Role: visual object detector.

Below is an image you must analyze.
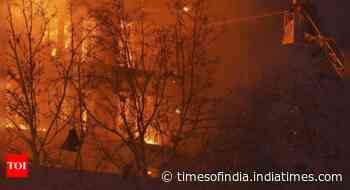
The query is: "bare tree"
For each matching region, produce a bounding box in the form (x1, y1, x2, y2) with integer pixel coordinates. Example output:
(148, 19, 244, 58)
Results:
(62, 0, 100, 171)
(80, 0, 220, 177)
(3, 0, 77, 170)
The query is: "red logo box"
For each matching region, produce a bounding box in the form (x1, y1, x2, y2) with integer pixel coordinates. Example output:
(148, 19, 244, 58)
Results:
(5, 154, 29, 178)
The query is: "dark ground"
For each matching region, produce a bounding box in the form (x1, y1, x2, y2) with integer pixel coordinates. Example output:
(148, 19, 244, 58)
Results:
(0, 166, 348, 190)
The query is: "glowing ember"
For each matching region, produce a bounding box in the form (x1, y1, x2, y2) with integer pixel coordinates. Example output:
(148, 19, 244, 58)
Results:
(82, 110, 88, 122)
(19, 124, 27, 130)
(183, 6, 190, 12)
(82, 110, 88, 131)
(38, 128, 47, 132)
(51, 48, 57, 57)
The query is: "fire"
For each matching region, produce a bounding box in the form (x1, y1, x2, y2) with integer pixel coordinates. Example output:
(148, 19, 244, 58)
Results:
(175, 108, 181, 114)
(183, 6, 190, 12)
(82, 110, 88, 131)
(51, 48, 57, 56)
(144, 126, 161, 145)
(144, 137, 158, 145)
(133, 128, 161, 145)
(64, 24, 71, 48)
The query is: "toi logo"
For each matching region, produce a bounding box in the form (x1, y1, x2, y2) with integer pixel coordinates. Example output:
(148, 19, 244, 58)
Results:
(5, 154, 29, 178)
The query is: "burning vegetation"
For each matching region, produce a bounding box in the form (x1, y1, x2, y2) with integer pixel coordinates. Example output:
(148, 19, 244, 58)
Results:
(0, 0, 218, 177)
